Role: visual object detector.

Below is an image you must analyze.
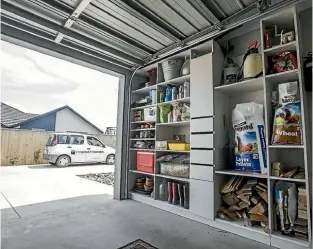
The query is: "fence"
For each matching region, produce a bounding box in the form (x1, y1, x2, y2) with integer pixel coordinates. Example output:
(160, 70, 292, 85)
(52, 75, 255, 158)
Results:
(1, 128, 116, 166)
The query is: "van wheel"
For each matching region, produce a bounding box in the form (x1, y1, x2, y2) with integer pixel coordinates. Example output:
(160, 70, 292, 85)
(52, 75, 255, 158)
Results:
(106, 154, 115, 165)
(56, 155, 71, 167)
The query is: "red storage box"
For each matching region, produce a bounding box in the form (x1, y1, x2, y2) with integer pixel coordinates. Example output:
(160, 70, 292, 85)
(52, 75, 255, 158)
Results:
(137, 151, 154, 173)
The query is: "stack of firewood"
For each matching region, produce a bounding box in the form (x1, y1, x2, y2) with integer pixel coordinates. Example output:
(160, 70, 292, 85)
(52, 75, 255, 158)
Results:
(295, 187, 308, 240)
(218, 176, 269, 232)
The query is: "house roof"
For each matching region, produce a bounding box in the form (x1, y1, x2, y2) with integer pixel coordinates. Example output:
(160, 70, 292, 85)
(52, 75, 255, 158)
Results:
(11, 105, 104, 134)
(1, 103, 38, 127)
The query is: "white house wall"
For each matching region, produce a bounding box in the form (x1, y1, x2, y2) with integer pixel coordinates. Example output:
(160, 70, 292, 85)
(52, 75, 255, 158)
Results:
(55, 108, 100, 135)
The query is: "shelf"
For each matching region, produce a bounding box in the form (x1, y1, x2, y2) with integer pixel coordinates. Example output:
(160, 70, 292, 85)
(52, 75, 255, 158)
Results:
(129, 170, 155, 176)
(157, 75, 190, 87)
(132, 84, 156, 94)
(215, 77, 264, 96)
(131, 121, 156, 124)
(155, 199, 188, 211)
(131, 138, 155, 141)
(155, 174, 190, 182)
(131, 104, 156, 110)
(215, 170, 268, 178)
(156, 120, 190, 127)
(131, 128, 155, 131)
(158, 97, 190, 104)
(268, 145, 304, 149)
(216, 218, 266, 234)
(264, 41, 297, 56)
(130, 148, 155, 151)
(269, 176, 306, 183)
(155, 150, 190, 153)
(265, 69, 298, 84)
(129, 191, 153, 199)
(271, 232, 309, 247)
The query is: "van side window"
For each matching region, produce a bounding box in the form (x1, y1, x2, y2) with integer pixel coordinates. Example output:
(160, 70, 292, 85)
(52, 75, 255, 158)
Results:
(87, 137, 105, 147)
(70, 135, 84, 145)
(57, 135, 69, 144)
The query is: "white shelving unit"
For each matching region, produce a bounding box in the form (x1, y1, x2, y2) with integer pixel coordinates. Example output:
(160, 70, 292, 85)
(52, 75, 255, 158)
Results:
(127, 6, 311, 249)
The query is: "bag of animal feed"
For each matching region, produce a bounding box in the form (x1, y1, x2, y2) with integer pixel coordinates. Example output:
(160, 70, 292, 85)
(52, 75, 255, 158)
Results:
(271, 81, 302, 145)
(232, 102, 267, 174)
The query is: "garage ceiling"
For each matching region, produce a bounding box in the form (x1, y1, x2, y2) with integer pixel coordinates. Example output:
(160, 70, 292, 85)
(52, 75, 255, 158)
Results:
(0, 0, 303, 71)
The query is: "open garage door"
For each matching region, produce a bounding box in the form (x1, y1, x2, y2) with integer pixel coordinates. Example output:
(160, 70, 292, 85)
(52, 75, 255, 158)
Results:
(1, 0, 309, 201)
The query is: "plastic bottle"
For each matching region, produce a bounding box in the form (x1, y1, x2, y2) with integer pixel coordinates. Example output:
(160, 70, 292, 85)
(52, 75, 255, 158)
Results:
(159, 179, 168, 201)
(172, 86, 177, 100)
(165, 85, 172, 102)
(179, 86, 184, 99)
(183, 81, 190, 98)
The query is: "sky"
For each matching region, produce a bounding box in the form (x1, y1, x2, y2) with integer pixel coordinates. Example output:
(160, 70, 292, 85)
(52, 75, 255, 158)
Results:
(1, 41, 119, 132)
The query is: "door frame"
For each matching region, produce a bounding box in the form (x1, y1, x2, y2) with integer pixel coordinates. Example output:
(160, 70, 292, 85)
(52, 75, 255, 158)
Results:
(1, 35, 130, 200)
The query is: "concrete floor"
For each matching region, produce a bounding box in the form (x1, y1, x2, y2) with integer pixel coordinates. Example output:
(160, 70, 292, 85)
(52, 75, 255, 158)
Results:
(1, 194, 274, 249)
(0, 164, 114, 209)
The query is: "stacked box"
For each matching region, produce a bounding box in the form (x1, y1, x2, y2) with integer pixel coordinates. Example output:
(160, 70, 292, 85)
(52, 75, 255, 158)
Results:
(295, 187, 308, 240)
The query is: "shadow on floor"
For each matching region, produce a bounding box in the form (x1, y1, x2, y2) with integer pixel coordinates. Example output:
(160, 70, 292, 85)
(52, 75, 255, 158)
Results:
(1, 194, 273, 249)
(27, 163, 109, 170)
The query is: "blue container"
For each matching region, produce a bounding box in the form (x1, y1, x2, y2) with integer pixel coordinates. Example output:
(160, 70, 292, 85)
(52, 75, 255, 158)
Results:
(165, 85, 172, 102)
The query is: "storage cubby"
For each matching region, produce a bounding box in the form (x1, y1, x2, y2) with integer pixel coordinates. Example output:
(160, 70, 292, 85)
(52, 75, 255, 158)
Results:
(127, 6, 311, 249)
(270, 180, 309, 243)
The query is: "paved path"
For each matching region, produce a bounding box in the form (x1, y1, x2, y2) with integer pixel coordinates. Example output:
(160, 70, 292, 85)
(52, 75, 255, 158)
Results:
(0, 164, 114, 209)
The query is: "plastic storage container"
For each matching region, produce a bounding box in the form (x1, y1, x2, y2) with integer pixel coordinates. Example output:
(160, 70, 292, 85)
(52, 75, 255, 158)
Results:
(160, 163, 189, 178)
(161, 60, 184, 81)
(168, 143, 190, 151)
(137, 151, 154, 173)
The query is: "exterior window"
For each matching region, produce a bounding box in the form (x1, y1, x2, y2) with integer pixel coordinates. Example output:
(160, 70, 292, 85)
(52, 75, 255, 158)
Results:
(87, 136, 105, 147)
(70, 135, 84, 145)
(57, 135, 69, 144)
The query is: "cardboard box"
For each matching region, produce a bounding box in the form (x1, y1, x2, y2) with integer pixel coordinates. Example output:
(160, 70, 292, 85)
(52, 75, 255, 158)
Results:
(155, 141, 168, 150)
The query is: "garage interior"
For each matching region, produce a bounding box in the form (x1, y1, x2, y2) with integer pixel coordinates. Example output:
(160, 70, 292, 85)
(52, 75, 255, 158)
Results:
(1, 0, 312, 249)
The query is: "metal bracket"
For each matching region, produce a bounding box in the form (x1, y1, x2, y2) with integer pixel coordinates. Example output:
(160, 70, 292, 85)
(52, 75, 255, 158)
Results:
(55, 0, 93, 43)
(257, 0, 271, 13)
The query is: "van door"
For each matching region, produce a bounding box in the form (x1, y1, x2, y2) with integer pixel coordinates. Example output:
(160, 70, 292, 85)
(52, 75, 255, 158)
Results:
(85, 136, 106, 163)
(68, 135, 86, 163)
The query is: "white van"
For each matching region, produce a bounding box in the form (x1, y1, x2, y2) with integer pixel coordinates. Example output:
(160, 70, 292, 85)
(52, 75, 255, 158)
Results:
(44, 132, 115, 167)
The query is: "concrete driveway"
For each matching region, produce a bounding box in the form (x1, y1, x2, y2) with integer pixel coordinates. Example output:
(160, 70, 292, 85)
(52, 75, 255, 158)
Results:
(0, 164, 114, 210)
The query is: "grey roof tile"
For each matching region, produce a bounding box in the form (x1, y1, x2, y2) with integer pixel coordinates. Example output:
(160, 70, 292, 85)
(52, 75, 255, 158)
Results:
(1, 103, 38, 127)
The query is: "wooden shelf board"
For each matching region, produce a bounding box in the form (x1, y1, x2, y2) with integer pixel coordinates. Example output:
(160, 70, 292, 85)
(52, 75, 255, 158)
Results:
(129, 170, 155, 176)
(156, 121, 190, 127)
(131, 121, 156, 124)
(215, 218, 266, 234)
(132, 84, 156, 94)
(271, 232, 309, 247)
(264, 41, 297, 56)
(130, 138, 155, 141)
(157, 75, 190, 87)
(269, 145, 304, 149)
(155, 174, 190, 182)
(131, 128, 155, 131)
(129, 191, 153, 199)
(215, 77, 264, 96)
(130, 148, 155, 152)
(265, 69, 299, 84)
(155, 150, 190, 153)
(131, 104, 156, 111)
(269, 176, 306, 183)
(215, 170, 268, 178)
(158, 97, 190, 105)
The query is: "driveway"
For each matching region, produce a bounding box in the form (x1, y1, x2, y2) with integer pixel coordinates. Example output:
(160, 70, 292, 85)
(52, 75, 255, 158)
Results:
(0, 164, 114, 210)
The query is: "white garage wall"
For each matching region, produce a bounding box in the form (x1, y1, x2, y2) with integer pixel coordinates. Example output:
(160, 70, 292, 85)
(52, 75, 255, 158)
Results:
(55, 108, 101, 135)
